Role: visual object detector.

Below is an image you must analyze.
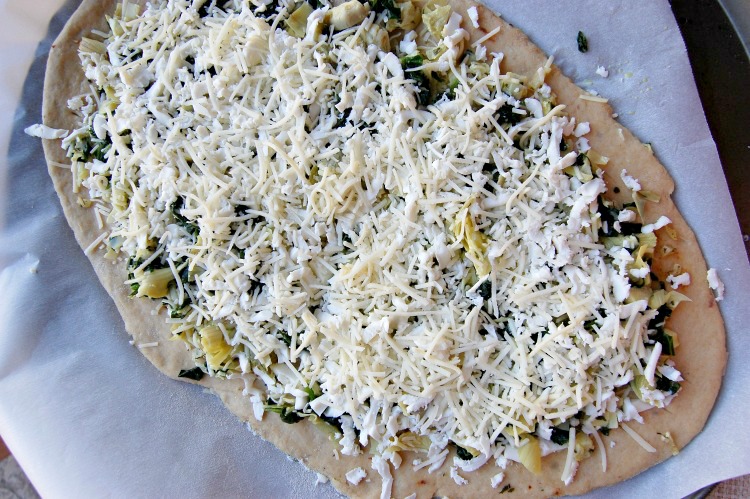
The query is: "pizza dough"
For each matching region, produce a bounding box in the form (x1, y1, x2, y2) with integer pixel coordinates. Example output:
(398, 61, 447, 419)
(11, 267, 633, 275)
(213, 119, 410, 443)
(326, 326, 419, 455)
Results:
(40, 1, 727, 496)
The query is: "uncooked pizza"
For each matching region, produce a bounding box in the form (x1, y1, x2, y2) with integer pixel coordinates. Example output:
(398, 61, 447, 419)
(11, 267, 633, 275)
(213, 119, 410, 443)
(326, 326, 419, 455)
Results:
(31, 0, 726, 496)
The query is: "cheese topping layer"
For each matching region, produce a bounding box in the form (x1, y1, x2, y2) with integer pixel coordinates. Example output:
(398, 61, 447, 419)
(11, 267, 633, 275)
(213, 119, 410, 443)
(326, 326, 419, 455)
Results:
(57, 0, 687, 488)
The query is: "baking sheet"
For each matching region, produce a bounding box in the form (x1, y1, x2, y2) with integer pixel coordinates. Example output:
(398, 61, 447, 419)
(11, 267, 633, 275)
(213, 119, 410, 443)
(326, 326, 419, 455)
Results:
(1, 1, 749, 497)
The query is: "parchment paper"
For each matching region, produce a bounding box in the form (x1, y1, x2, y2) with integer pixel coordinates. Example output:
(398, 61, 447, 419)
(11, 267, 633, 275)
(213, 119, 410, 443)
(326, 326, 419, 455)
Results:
(1, 1, 748, 498)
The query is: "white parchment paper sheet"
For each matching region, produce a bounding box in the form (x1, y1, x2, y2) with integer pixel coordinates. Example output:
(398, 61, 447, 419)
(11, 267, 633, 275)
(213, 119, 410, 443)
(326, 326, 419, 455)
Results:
(1, 1, 748, 497)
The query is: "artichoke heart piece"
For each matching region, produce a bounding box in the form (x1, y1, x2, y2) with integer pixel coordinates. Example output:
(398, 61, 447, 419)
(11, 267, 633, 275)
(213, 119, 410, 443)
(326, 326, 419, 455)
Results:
(453, 197, 491, 276)
(286, 2, 313, 38)
(633, 190, 660, 221)
(421, 2, 451, 41)
(307, 414, 343, 440)
(136, 267, 175, 299)
(631, 374, 653, 402)
(518, 435, 542, 475)
(398, 0, 421, 31)
(328, 0, 370, 31)
(199, 324, 233, 370)
(650, 288, 691, 310)
(364, 25, 390, 52)
(387, 432, 431, 453)
(574, 433, 594, 462)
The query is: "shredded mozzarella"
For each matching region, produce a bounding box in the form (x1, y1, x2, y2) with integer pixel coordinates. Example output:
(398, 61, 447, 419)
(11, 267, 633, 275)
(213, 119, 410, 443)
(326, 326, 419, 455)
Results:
(621, 423, 657, 453)
(24, 124, 69, 139)
(53, 0, 686, 487)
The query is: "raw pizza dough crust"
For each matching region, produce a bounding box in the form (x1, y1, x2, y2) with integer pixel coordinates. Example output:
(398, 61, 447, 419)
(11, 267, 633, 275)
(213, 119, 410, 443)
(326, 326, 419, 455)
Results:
(41, 0, 727, 496)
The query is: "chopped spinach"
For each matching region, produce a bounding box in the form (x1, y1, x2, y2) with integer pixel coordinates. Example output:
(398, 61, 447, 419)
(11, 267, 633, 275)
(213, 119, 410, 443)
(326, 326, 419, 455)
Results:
(477, 280, 492, 300)
(651, 328, 676, 356)
(454, 443, 473, 460)
(197, 0, 212, 17)
(171, 198, 200, 237)
(69, 128, 112, 163)
(304, 385, 321, 401)
(550, 426, 570, 445)
(254, 0, 280, 19)
(335, 107, 352, 128)
(401, 54, 431, 107)
(648, 304, 672, 330)
(655, 375, 680, 394)
(596, 199, 618, 237)
(619, 222, 643, 236)
(265, 399, 304, 424)
(495, 104, 521, 126)
(278, 331, 292, 346)
(577, 31, 588, 53)
(178, 366, 205, 381)
(369, 0, 400, 20)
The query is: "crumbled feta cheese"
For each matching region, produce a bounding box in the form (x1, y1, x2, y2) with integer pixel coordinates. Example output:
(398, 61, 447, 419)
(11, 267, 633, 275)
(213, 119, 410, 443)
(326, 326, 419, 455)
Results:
(596, 65, 609, 78)
(707, 268, 725, 301)
(55, 3, 685, 490)
(490, 472, 505, 488)
(399, 31, 418, 55)
(666, 272, 691, 289)
(453, 453, 490, 472)
(620, 169, 642, 192)
(642, 216, 671, 234)
(467, 6, 480, 28)
(345, 467, 367, 485)
(629, 267, 649, 279)
(574, 122, 591, 137)
(450, 466, 468, 485)
(618, 210, 636, 223)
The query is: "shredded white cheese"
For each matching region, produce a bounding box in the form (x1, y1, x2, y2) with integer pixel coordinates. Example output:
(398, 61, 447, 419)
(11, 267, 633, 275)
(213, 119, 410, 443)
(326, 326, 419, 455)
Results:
(372, 455, 393, 499)
(579, 94, 609, 103)
(621, 423, 657, 453)
(24, 124, 69, 139)
(52, 0, 685, 487)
